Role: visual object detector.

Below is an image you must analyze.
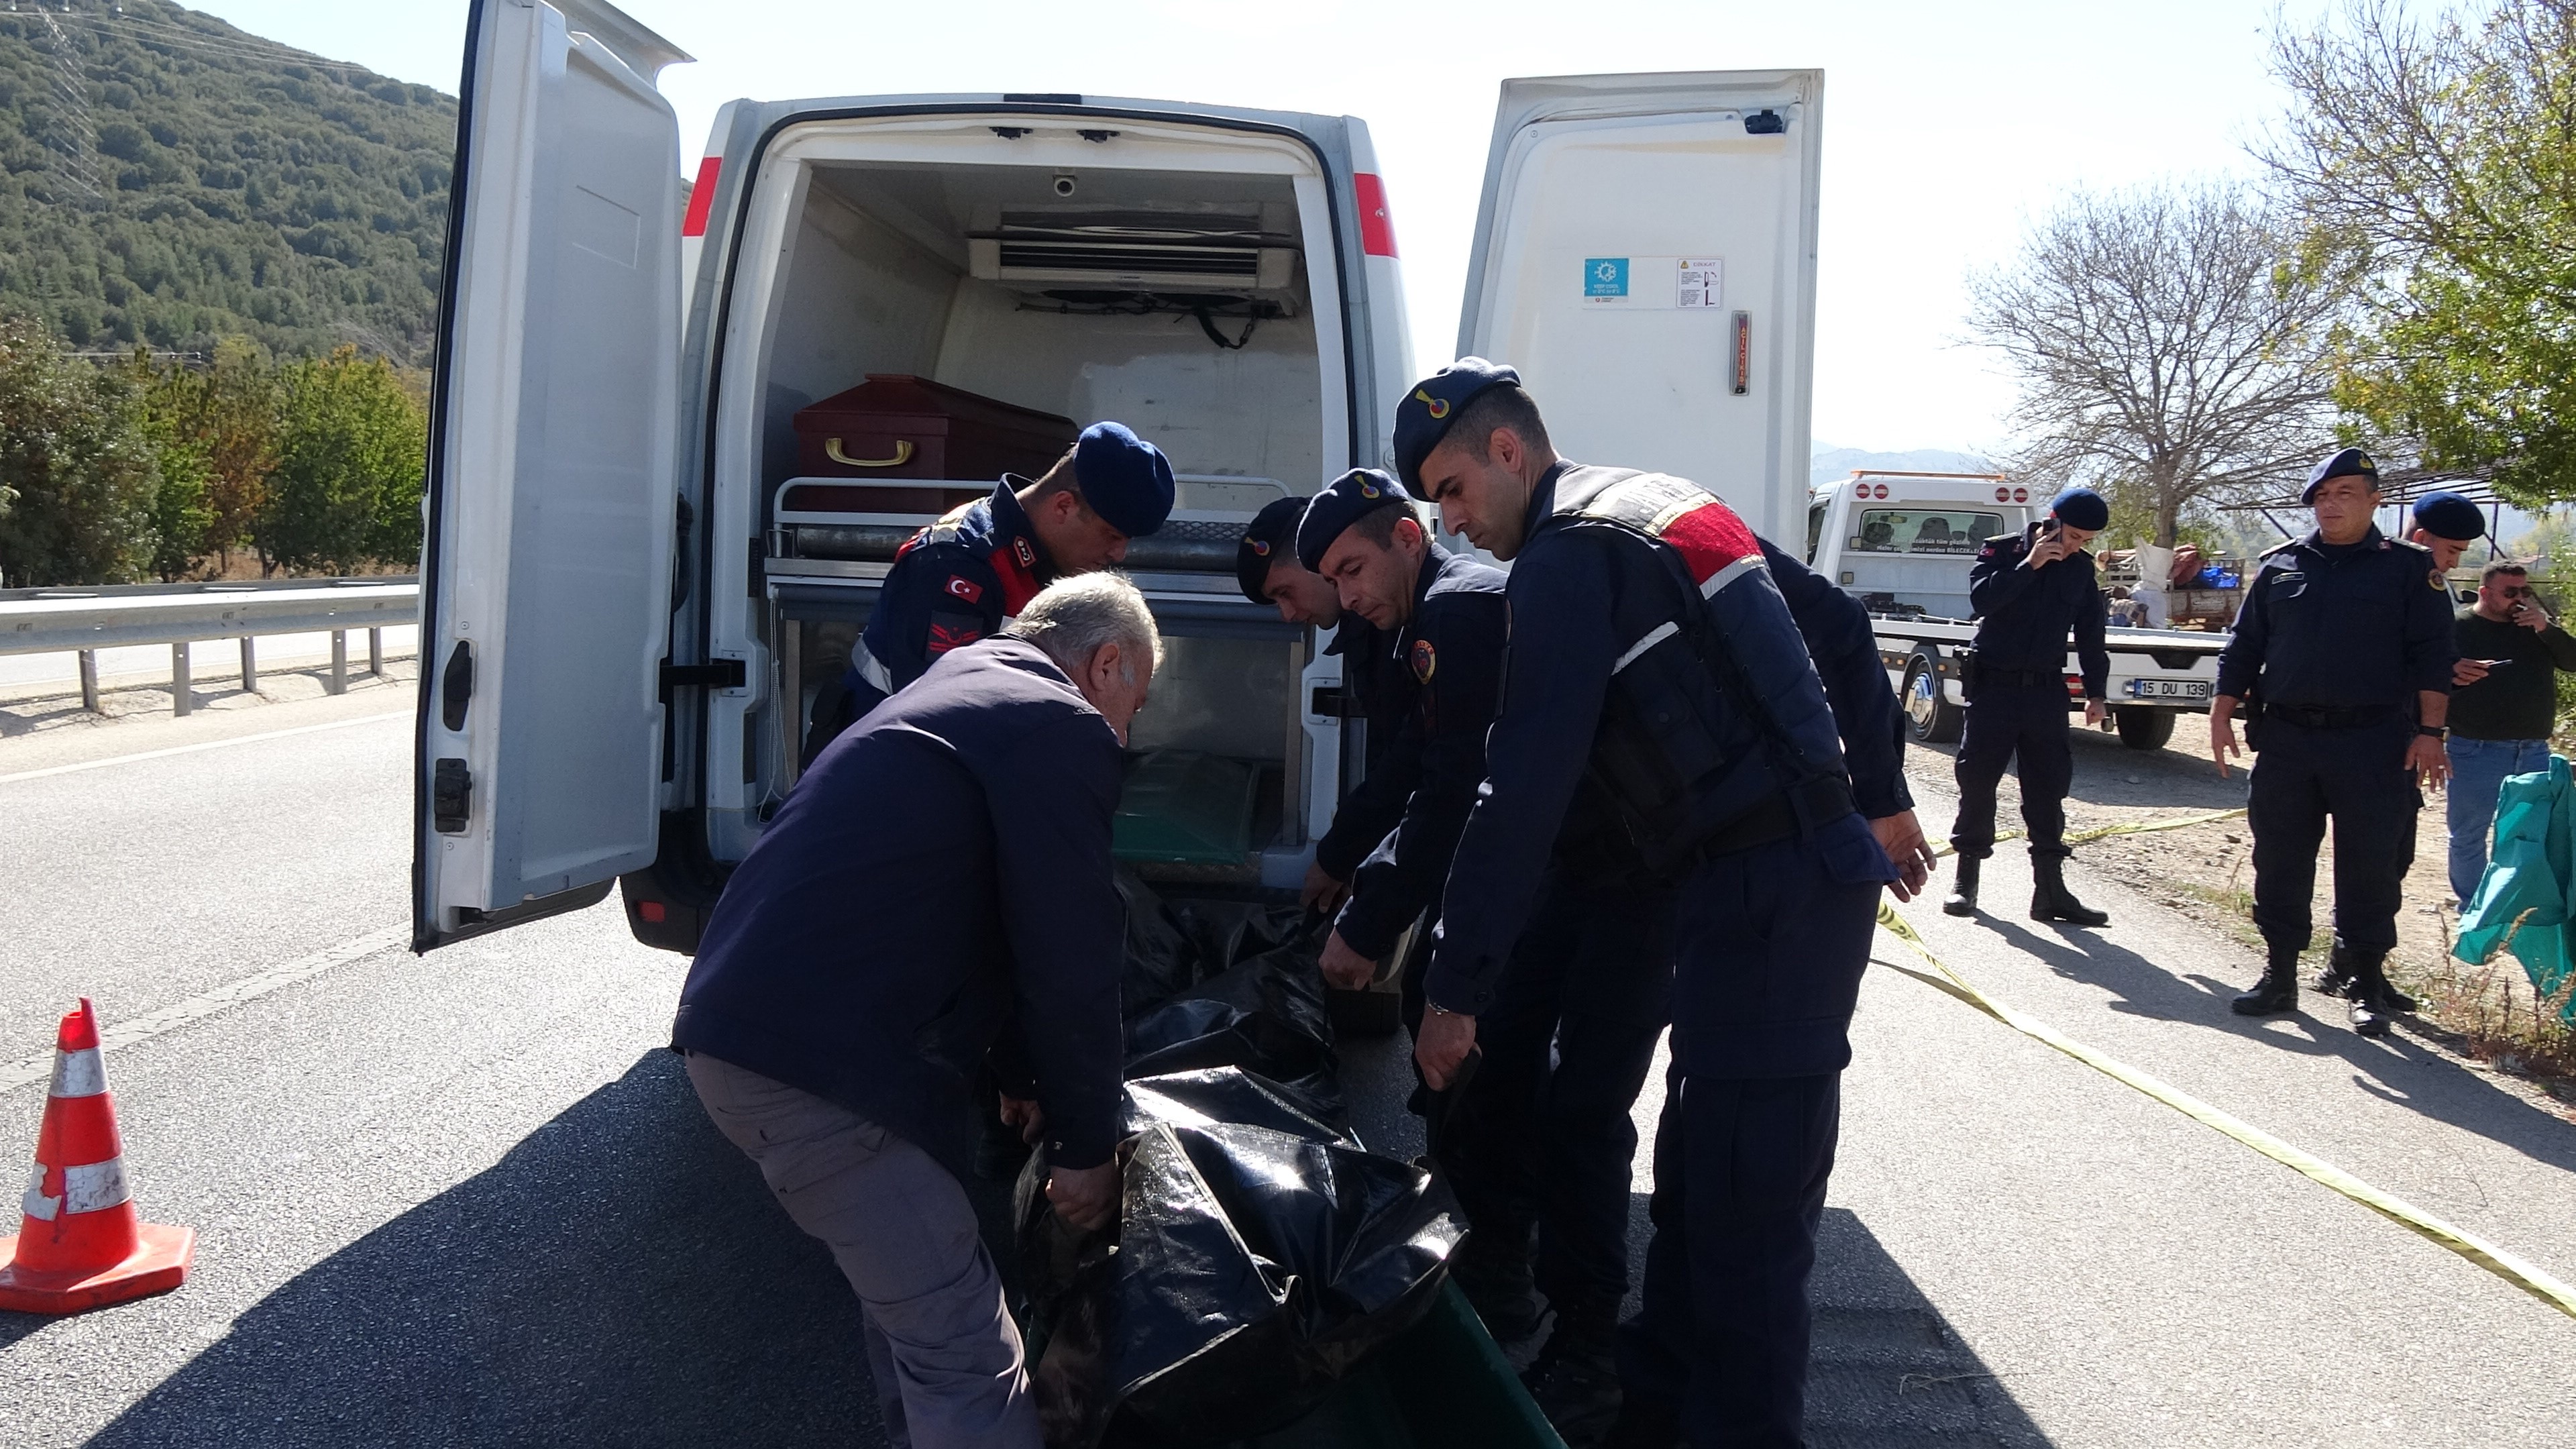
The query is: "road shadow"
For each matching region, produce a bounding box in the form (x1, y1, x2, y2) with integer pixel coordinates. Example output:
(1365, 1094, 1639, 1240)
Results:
(1621, 1196, 2053, 1447)
(1971, 915, 2576, 1177)
(1912, 729, 2253, 819)
(89, 1049, 900, 1448)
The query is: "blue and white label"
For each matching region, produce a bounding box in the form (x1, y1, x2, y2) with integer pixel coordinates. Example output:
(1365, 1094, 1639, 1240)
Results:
(1583, 257, 1630, 300)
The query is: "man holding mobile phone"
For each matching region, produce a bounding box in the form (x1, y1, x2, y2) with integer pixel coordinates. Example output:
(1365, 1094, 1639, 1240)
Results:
(1941, 488, 2114, 924)
(2444, 560, 2576, 904)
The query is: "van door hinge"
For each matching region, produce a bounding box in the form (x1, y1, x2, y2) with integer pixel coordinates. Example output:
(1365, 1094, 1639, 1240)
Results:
(1309, 686, 1366, 719)
(433, 758, 472, 834)
(659, 659, 747, 694)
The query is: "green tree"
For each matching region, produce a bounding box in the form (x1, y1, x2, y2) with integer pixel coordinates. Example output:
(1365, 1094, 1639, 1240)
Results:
(113, 343, 222, 579)
(259, 345, 425, 574)
(2266, 1, 2576, 502)
(146, 441, 215, 582)
(0, 314, 158, 586)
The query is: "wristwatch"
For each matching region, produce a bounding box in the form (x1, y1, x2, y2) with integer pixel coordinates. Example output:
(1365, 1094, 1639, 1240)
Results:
(2417, 724, 2447, 739)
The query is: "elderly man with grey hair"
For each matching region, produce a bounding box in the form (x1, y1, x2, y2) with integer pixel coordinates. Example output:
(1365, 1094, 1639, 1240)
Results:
(673, 572, 1159, 1449)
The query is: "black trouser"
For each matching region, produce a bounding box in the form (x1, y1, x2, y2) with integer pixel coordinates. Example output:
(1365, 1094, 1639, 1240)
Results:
(2248, 715, 2417, 956)
(1444, 870, 1676, 1306)
(1949, 682, 2074, 861)
(1619, 1072, 1840, 1449)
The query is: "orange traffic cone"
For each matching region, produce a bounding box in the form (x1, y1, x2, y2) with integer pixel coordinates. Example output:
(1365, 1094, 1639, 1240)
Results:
(0, 1000, 193, 1313)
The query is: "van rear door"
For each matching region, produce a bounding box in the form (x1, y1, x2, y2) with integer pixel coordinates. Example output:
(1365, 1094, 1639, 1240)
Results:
(414, 0, 691, 951)
(1457, 72, 1822, 543)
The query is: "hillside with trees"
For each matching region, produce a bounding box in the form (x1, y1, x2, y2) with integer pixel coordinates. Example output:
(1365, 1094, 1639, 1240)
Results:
(0, 0, 456, 362)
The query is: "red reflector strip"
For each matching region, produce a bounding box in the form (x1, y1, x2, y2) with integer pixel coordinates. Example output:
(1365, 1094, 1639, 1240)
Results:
(1658, 500, 1760, 587)
(638, 900, 667, 924)
(1354, 172, 1397, 258)
(682, 156, 721, 238)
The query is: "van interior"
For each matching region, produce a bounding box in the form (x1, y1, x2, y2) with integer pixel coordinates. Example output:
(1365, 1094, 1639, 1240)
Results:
(721, 139, 1345, 881)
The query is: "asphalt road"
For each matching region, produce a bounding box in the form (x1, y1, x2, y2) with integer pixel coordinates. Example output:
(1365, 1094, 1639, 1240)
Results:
(1, 689, 2570, 1446)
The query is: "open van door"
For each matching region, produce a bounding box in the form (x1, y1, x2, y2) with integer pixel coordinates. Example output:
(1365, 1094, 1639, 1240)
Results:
(1456, 72, 1822, 543)
(414, 0, 690, 951)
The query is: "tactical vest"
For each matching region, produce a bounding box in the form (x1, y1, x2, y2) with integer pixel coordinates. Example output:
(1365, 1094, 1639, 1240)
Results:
(1536, 466, 1856, 875)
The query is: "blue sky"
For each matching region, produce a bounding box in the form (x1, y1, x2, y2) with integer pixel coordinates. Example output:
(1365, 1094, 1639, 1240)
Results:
(188, 0, 2337, 455)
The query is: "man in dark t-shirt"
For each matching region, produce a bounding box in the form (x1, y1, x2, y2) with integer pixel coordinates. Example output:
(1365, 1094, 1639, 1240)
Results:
(2445, 560, 2576, 903)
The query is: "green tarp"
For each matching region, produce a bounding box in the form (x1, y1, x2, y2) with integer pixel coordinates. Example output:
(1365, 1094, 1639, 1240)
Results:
(2453, 753, 2576, 1026)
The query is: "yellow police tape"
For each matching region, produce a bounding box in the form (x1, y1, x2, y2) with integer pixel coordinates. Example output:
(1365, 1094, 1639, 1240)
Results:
(1932, 806, 2250, 858)
(1874, 900, 2576, 1323)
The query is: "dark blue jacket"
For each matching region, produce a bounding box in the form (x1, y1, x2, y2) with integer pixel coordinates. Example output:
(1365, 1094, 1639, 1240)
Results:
(675, 637, 1124, 1174)
(846, 482, 1055, 715)
(2216, 527, 2455, 710)
(1324, 549, 1510, 961)
(1429, 462, 1890, 1017)
(1768, 540, 1913, 819)
(1968, 526, 2110, 698)
(1318, 612, 1411, 826)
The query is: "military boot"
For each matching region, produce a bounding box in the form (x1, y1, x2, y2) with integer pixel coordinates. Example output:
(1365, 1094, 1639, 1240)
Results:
(1942, 856, 1981, 917)
(2310, 943, 2356, 1000)
(2231, 947, 2301, 1016)
(2029, 855, 2109, 926)
(2345, 953, 2400, 1038)
(1521, 1290, 1624, 1447)
(1450, 1222, 1542, 1343)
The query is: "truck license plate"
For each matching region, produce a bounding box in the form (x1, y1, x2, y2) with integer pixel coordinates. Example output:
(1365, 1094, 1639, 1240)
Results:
(2128, 679, 2211, 701)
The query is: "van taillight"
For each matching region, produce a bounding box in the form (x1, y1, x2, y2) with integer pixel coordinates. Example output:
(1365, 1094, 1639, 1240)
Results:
(1354, 174, 1397, 258)
(682, 156, 722, 237)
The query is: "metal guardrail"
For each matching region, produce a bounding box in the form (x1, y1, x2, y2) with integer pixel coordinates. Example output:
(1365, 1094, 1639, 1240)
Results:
(0, 578, 420, 717)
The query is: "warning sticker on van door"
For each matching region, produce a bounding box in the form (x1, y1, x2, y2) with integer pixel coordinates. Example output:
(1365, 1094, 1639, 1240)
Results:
(1584, 258, 1630, 301)
(1582, 256, 1722, 308)
(1678, 258, 1723, 308)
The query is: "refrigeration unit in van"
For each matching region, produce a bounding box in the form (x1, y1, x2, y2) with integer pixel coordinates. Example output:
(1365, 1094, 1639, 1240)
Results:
(412, 0, 1826, 955)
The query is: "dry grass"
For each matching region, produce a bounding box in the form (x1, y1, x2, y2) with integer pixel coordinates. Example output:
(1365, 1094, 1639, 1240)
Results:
(2416, 912, 2576, 1090)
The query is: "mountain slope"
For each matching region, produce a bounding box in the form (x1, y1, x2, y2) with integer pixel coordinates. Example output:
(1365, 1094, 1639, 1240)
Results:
(0, 0, 456, 360)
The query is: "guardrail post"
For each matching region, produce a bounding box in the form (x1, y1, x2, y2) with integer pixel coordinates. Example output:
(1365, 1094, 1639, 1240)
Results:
(78, 649, 100, 714)
(368, 627, 384, 677)
(239, 636, 258, 694)
(171, 643, 193, 718)
(329, 630, 347, 695)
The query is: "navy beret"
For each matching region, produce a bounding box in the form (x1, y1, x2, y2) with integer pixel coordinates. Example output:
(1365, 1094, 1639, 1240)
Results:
(2049, 487, 2110, 531)
(2301, 446, 2379, 503)
(2412, 490, 2483, 543)
(1392, 357, 1521, 492)
(1071, 421, 1175, 538)
(1236, 496, 1309, 604)
(1295, 468, 1411, 572)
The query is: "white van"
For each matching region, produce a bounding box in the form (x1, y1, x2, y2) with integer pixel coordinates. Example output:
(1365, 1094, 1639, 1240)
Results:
(413, 0, 1826, 953)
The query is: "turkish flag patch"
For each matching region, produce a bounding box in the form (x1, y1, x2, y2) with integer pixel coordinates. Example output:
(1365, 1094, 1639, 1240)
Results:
(945, 575, 983, 604)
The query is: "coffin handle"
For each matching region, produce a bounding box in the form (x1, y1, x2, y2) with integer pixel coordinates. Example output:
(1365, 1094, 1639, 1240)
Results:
(824, 437, 915, 469)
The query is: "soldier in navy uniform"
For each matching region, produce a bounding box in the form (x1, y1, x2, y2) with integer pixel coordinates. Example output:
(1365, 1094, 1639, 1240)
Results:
(1290, 470, 1508, 1032)
(2213, 448, 2455, 1038)
(1234, 496, 1411, 917)
(1940, 488, 2114, 926)
(801, 421, 1175, 763)
(1397, 360, 1909, 1448)
(2311, 490, 2486, 1008)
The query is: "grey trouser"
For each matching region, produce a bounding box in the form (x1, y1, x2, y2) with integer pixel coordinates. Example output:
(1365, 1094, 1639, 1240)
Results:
(686, 1051, 1038, 1449)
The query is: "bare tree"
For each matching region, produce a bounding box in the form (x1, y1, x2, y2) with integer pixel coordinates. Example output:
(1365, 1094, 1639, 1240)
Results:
(1963, 180, 2347, 545)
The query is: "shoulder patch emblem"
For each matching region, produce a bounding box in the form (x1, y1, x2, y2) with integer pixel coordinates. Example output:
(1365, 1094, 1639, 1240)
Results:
(945, 575, 983, 604)
(1410, 638, 1437, 682)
